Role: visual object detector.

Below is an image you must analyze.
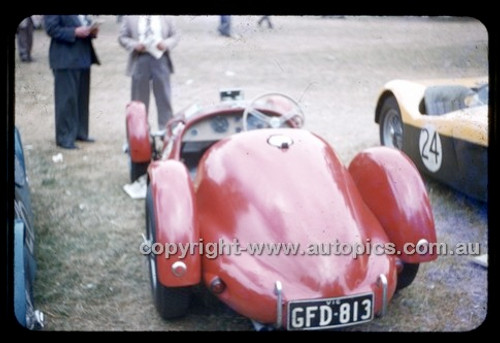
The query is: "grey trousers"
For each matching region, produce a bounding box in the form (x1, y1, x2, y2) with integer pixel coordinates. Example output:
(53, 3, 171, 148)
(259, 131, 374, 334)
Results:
(131, 53, 173, 130)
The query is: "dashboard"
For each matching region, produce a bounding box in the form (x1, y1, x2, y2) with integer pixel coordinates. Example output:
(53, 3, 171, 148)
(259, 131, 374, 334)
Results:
(183, 113, 242, 143)
(178, 107, 299, 177)
(180, 109, 296, 156)
(181, 111, 272, 144)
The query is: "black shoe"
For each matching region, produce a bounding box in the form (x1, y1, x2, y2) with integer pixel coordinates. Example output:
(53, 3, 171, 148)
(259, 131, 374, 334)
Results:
(57, 143, 79, 150)
(77, 136, 95, 143)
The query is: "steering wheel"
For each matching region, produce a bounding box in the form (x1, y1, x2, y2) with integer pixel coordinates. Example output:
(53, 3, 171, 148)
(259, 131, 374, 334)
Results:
(242, 93, 305, 131)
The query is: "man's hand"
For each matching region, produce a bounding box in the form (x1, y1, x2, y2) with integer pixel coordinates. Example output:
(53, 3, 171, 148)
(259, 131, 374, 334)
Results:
(134, 43, 146, 52)
(75, 26, 91, 38)
(90, 26, 99, 38)
(156, 41, 167, 51)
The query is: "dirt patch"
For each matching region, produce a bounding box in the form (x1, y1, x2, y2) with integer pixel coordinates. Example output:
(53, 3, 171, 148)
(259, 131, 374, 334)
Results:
(13, 15, 488, 331)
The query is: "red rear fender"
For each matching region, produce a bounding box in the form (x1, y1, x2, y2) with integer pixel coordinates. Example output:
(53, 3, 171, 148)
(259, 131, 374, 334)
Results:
(126, 101, 151, 163)
(149, 160, 201, 286)
(348, 147, 437, 263)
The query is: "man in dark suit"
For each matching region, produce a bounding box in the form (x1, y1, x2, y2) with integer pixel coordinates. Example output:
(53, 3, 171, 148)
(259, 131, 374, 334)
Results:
(44, 15, 100, 149)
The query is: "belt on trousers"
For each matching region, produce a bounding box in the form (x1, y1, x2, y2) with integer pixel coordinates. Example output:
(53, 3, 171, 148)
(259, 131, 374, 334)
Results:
(137, 51, 164, 57)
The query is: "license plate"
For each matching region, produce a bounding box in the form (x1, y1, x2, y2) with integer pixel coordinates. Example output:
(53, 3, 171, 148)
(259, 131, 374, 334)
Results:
(287, 293, 374, 330)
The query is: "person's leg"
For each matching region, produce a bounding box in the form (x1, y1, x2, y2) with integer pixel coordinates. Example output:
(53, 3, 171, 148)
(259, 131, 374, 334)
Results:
(131, 54, 152, 113)
(17, 18, 34, 62)
(25, 19, 34, 60)
(151, 56, 172, 130)
(218, 15, 231, 36)
(77, 69, 91, 140)
(53, 69, 79, 148)
(265, 16, 273, 29)
(17, 28, 29, 61)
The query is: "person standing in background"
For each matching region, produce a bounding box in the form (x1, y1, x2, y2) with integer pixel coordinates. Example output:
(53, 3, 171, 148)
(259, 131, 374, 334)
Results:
(257, 16, 273, 29)
(44, 15, 100, 149)
(218, 15, 231, 37)
(17, 17, 35, 62)
(118, 15, 179, 130)
(217, 15, 240, 39)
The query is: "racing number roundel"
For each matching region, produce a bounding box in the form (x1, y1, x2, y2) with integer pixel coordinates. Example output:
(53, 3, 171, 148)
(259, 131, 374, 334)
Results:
(419, 124, 442, 172)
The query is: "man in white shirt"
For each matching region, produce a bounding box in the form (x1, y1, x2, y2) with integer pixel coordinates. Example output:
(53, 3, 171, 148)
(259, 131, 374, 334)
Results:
(118, 15, 179, 130)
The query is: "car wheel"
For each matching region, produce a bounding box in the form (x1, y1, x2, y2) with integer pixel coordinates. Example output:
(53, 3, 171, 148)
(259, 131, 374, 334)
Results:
(146, 184, 191, 319)
(130, 160, 148, 183)
(396, 262, 419, 290)
(379, 95, 403, 150)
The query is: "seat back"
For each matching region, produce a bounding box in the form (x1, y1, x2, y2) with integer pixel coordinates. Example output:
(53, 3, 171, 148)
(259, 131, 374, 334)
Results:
(423, 85, 473, 115)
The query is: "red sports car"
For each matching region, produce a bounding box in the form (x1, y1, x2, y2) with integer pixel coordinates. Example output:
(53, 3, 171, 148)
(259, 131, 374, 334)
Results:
(126, 91, 437, 330)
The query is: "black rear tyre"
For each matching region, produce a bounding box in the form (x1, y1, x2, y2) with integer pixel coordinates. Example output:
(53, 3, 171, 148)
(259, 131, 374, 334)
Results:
(396, 262, 419, 290)
(379, 95, 404, 150)
(130, 160, 149, 183)
(146, 184, 191, 319)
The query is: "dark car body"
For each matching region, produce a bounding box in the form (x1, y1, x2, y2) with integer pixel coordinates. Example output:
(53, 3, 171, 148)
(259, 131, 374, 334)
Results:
(13, 127, 44, 329)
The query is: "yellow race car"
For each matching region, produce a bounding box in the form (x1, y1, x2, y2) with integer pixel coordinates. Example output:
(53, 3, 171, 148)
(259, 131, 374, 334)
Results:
(375, 77, 488, 202)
